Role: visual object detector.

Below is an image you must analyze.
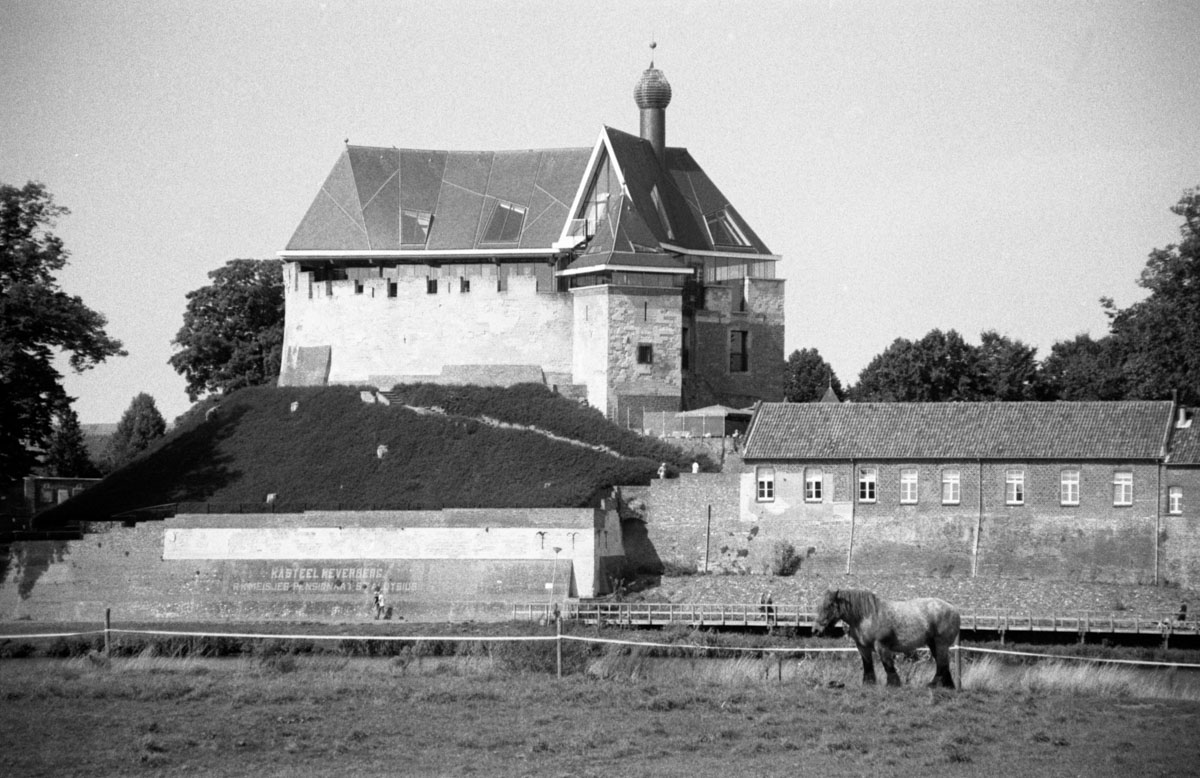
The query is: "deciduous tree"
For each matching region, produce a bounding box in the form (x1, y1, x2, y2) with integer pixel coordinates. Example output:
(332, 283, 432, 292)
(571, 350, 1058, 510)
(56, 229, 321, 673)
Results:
(977, 330, 1041, 401)
(783, 348, 843, 402)
(103, 393, 166, 472)
(1039, 333, 1126, 401)
(42, 405, 99, 478)
(0, 181, 125, 486)
(169, 259, 284, 401)
(1102, 187, 1200, 404)
(850, 329, 982, 402)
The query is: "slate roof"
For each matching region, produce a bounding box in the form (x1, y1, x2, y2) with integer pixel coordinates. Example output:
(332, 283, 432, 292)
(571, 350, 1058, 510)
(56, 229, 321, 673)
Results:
(1167, 411, 1200, 465)
(742, 401, 1175, 461)
(286, 146, 591, 252)
(285, 127, 774, 265)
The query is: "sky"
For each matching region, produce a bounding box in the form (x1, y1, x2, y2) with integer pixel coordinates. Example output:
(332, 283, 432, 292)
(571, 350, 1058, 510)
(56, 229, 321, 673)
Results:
(2, 0, 1198, 423)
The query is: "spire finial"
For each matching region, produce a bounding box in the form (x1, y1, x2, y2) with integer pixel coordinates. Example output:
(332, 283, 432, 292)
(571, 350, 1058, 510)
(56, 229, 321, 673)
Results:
(649, 39, 656, 68)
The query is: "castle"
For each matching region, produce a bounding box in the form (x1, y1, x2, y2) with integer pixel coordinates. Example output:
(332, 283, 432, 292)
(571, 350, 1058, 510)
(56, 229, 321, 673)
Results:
(277, 60, 785, 426)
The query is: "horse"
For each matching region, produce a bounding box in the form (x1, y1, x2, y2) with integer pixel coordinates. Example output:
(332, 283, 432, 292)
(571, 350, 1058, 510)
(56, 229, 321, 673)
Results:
(812, 588, 960, 689)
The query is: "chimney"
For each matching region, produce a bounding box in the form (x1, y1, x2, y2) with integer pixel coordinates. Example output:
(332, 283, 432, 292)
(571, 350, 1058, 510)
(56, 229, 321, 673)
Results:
(634, 44, 672, 161)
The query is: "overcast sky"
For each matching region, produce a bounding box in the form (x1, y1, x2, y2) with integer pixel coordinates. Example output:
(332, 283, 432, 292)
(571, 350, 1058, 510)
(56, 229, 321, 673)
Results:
(2, 0, 1197, 422)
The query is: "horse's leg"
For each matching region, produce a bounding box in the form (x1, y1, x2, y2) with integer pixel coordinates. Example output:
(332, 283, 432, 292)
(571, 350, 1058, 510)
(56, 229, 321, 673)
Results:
(878, 646, 901, 687)
(855, 642, 877, 685)
(929, 639, 956, 689)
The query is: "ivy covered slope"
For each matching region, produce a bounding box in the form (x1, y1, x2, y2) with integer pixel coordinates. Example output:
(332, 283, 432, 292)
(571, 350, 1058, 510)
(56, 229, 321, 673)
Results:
(39, 384, 703, 523)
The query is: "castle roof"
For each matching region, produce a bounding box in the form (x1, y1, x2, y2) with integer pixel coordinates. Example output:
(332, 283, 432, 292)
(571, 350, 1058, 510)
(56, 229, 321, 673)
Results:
(282, 130, 774, 264)
(742, 401, 1176, 462)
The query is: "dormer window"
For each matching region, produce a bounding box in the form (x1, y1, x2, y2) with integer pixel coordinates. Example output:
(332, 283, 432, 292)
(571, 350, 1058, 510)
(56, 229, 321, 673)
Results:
(401, 209, 433, 246)
(705, 207, 751, 248)
(483, 201, 526, 243)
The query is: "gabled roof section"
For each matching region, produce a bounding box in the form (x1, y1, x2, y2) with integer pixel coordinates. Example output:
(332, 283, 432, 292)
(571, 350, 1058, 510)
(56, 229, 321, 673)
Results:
(286, 145, 591, 254)
(743, 402, 1175, 461)
(1167, 409, 1200, 465)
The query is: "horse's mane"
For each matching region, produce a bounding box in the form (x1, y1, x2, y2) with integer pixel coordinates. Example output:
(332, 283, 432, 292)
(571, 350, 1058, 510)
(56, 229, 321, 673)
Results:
(833, 588, 881, 620)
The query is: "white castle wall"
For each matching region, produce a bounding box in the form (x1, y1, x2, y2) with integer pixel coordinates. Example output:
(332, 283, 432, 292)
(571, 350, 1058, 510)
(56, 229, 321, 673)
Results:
(282, 263, 575, 387)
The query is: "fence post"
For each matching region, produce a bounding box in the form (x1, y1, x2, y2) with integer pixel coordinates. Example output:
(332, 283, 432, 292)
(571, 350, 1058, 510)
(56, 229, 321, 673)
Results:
(955, 636, 962, 688)
(104, 607, 111, 657)
(555, 609, 563, 679)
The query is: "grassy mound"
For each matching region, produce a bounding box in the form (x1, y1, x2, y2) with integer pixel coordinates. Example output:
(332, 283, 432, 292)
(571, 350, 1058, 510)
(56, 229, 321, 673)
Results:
(40, 385, 703, 522)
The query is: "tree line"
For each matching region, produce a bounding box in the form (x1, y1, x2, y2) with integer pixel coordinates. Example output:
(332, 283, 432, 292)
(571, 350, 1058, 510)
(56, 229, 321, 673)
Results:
(2, 182, 1197, 489)
(786, 187, 1200, 406)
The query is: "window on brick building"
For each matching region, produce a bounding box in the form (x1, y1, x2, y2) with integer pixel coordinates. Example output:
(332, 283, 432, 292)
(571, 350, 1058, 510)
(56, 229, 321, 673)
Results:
(858, 468, 877, 502)
(1113, 471, 1133, 506)
(729, 330, 749, 373)
(387, 280, 397, 298)
(460, 277, 470, 293)
(756, 467, 775, 502)
(637, 344, 653, 364)
(1169, 486, 1183, 514)
(426, 278, 438, 294)
(1061, 470, 1080, 506)
(942, 470, 960, 505)
(900, 468, 918, 504)
(805, 468, 823, 502)
(1006, 469, 1025, 505)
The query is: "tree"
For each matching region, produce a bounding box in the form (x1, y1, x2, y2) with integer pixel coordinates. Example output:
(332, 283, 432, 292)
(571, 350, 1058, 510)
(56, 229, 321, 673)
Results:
(850, 329, 982, 402)
(42, 405, 99, 478)
(1102, 187, 1200, 404)
(977, 331, 1041, 401)
(170, 259, 284, 401)
(783, 348, 843, 402)
(103, 393, 166, 472)
(1039, 333, 1126, 401)
(0, 181, 125, 486)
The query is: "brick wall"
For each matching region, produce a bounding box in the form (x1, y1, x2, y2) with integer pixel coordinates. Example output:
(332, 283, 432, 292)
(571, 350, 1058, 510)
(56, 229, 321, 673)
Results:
(727, 459, 1175, 585)
(0, 508, 623, 623)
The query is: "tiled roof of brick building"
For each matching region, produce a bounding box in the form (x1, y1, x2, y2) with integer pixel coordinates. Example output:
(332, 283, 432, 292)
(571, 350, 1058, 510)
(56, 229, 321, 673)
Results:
(1167, 409, 1200, 465)
(743, 401, 1176, 461)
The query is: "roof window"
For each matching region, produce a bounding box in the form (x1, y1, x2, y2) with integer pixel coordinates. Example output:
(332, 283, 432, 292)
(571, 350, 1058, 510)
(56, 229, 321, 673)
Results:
(401, 209, 433, 246)
(483, 201, 526, 243)
(705, 207, 751, 248)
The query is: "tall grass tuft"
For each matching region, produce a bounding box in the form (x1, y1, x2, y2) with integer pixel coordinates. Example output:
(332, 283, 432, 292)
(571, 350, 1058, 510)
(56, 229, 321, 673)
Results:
(963, 655, 1200, 701)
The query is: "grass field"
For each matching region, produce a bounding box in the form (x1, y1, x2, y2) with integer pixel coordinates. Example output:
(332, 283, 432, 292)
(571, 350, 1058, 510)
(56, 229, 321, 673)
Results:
(3, 647, 1199, 777)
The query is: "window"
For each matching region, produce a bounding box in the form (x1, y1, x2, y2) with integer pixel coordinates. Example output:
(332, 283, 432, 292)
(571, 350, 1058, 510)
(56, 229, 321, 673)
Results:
(900, 469, 918, 504)
(705, 207, 751, 248)
(858, 468, 877, 502)
(387, 280, 397, 298)
(637, 344, 653, 364)
(354, 280, 364, 295)
(1061, 470, 1080, 506)
(805, 469, 823, 502)
(1169, 486, 1183, 514)
(1113, 471, 1133, 506)
(756, 467, 775, 502)
(401, 209, 433, 246)
(729, 330, 749, 373)
(426, 278, 438, 294)
(460, 277, 470, 293)
(1006, 470, 1025, 505)
(482, 201, 526, 243)
(941, 470, 960, 505)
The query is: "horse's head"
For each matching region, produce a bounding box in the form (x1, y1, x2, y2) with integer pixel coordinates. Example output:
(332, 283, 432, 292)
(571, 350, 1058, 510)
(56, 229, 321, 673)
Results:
(812, 589, 846, 638)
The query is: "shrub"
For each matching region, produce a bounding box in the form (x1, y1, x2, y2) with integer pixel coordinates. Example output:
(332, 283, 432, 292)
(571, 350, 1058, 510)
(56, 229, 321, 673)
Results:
(769, 541, 803, 576)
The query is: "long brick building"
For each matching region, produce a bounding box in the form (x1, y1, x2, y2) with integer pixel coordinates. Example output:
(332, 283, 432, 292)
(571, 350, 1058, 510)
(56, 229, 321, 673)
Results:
(277, 60, 785, 426)
(737, 400, 1200, 586)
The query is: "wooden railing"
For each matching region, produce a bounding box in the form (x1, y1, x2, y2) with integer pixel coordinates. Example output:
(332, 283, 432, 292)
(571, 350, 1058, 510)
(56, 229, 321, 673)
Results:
(512, 601, 1200, 639)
